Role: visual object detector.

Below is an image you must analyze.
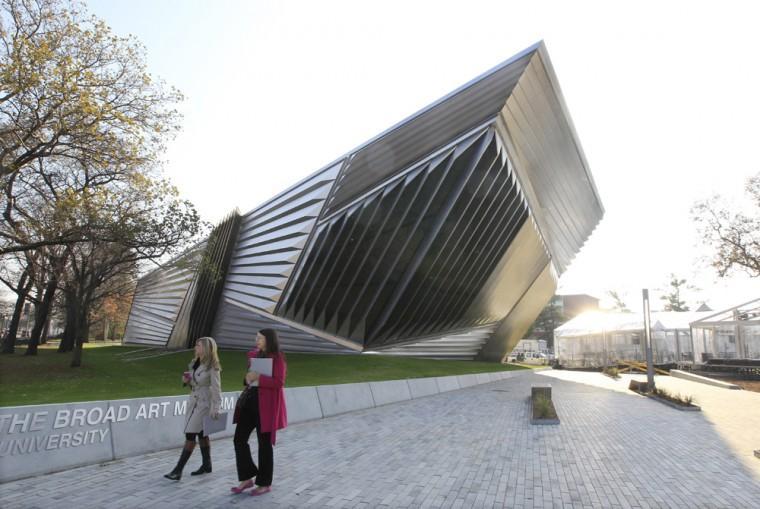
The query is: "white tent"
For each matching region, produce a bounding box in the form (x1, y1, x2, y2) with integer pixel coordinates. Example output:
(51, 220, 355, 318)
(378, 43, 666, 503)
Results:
(554, 310, 711, 368)
(691, 298, 760, 362)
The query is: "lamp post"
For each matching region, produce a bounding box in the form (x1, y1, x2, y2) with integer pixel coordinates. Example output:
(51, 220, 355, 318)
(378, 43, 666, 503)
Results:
(642, 289, 655, 391)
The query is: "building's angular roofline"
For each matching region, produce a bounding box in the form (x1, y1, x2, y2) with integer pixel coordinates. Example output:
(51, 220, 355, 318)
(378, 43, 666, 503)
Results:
(239, 41, 602, 219)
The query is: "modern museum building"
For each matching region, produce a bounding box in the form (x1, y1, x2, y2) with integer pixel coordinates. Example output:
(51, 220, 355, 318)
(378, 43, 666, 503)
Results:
(123, 42, 604, 362)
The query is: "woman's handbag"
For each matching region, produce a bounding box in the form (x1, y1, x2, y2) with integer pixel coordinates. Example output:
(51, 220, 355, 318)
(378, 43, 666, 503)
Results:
(233, 386, 254, 424)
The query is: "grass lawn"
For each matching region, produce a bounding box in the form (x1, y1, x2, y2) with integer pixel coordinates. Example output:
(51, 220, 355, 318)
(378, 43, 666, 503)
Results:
(0, 341, 527, 407)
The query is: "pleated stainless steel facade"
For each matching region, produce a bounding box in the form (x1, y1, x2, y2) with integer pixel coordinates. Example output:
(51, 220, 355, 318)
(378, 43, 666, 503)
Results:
(496, 49, 602, 274)
(123, 242, 205, 346)
(211, 300, 357, 353)
(208, 163, 349, 352)
(367, 324, 499, 360)
(125, 42, 603, 360)
(278, 127, 530, 350)
(217, 162, 342, 315)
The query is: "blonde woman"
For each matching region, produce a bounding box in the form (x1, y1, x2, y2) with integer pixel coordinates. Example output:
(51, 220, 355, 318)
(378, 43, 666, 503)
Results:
(164, 336, 222, 481)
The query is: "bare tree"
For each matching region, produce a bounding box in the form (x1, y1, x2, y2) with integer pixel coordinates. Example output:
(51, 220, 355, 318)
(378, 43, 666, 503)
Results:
(606, 290, 630, 312)
(23, 246, 65, 354)
(0, 251, 36, 352)
(692, 172, 760, 278)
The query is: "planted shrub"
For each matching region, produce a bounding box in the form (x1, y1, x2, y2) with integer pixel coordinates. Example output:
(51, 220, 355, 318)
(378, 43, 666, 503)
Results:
(652, 387, 696, 407)
(534, 395, 552, 418)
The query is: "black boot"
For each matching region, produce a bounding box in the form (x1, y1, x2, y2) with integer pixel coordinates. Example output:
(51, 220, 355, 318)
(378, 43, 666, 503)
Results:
(164, 444, 194, 481)
(191, 439, 212, 475)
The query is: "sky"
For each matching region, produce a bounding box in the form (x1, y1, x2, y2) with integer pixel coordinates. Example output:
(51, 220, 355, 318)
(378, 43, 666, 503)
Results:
(85, 0, 759, 312)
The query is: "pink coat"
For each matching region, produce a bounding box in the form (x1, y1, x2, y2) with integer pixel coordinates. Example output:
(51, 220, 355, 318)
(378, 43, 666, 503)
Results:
(247, 349, 288, 445)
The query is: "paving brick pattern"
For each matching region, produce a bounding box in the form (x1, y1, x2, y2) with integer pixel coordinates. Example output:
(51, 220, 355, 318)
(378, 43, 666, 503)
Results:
(541, 369, 760, 478)
(1, 372, 759, 508)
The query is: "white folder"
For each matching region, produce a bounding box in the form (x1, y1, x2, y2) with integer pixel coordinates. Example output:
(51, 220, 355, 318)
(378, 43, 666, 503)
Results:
(247, 358, 273, 387)
(248, 357, 273, 376)
(203, 412, 228, 435)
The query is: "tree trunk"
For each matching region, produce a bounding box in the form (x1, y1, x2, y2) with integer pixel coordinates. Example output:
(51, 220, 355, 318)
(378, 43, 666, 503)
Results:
(71, 336, 84, 367)
(70, 298, 90, 367)
(25, 278, 58, 356)
(41, 314, 51, 344)
(1, 270, 31, 354)
(58, 293, 77, 353)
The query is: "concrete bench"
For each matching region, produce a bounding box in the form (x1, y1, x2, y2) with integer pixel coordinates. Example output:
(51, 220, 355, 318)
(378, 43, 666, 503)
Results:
(531, 383, 552, 400)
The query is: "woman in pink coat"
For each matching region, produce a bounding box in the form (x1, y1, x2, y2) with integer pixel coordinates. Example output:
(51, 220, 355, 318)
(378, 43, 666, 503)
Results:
(231, 328, 287, 496)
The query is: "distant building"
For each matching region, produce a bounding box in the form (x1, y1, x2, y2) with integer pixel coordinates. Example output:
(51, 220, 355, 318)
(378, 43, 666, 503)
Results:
(511, 338, 550, 355)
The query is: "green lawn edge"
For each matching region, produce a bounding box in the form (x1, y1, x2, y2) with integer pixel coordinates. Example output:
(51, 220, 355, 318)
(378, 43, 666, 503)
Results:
(0, 344, 528, 407)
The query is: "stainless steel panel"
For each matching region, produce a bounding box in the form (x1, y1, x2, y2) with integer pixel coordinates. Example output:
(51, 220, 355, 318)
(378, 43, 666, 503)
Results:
(241, 161, 342, 221)
(372, 325, 498, 360)
(476, 262, 557, 362)
(465, 220, 550, 322)
(236, 220, 314, 247)
(325, 47, 538, 215)
(224, 274, 288, 290)
(123, 243, 206, 346)
(228, 261, 293, 273)
(222, 290, 279, 313)
(497, 48, 603, 274)
(245, 195, 327, 229)
(212, 298, 359, 353)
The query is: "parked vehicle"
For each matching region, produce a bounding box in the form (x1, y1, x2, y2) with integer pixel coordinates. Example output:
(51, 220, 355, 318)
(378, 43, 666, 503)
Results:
(506, 351, 549, 364)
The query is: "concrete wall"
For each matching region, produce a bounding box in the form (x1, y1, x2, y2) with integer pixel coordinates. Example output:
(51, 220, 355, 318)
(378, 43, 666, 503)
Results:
(670, 369, 741, 390)
(0, 369, 528, 483)
(0, 391, 239, 483)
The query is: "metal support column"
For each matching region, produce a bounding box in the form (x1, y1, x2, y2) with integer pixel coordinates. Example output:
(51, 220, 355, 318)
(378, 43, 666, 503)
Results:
(642, 289, 655, 391)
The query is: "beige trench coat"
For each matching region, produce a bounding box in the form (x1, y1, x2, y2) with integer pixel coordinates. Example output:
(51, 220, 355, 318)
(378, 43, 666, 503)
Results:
(184, 361, 222, 434)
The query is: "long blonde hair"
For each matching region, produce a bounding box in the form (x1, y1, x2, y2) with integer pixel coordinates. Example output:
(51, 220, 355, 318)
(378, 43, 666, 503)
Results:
(196, 336, 221, 370)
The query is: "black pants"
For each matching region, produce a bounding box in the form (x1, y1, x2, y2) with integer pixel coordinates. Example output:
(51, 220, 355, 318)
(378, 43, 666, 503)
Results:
(233, 389, 273, 486)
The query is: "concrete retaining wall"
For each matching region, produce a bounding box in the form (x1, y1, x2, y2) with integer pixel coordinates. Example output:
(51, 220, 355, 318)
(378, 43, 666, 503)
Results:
(0, 368, 529, 483)
(0, 392, 240, 484)
(670, 369, 741, 389)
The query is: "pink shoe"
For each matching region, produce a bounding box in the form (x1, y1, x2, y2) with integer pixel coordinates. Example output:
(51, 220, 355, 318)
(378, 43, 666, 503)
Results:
(231, 480, 254, 494)
(249, 486, 272, 496)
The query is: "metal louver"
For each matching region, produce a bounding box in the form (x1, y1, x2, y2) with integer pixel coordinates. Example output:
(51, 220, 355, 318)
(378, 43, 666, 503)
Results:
(368, 324, 499, 360)
(278, 126, 530, 348)
(123, 243, 205, 346)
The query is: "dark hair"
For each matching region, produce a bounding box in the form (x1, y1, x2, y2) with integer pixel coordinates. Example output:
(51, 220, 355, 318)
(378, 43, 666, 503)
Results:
(258, 328, 280, 355)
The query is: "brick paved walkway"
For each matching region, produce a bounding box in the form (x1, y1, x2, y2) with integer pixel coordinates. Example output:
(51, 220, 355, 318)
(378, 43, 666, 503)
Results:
(1, 372, 759, 508)
(541, 369, 760, 477)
